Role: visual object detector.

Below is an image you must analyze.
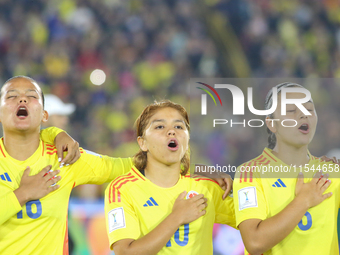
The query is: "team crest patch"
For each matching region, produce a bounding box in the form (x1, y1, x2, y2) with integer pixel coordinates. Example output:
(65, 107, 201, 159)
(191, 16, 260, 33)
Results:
(108, 207, 126, 233)
(238, 187, 258, 211)
(186, 190, 198, 199)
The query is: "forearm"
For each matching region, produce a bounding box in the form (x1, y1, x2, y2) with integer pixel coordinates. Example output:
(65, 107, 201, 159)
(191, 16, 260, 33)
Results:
(13, 187, 30, 207)
(0, 192, 22, 225)
(241, 196, 309, 255)
(114, 213, 181, 255)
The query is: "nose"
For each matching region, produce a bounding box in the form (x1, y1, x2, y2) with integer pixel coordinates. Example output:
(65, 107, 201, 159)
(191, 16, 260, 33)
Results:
(168, 129, 175, 136)
(19, 96, 28, 104)
(298, 108, 308, 119)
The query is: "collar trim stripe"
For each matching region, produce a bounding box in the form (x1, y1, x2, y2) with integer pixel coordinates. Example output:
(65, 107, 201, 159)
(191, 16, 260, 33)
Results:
(132, 168, 146, 181)
(264, 150, 277, 162)
(108, 174, 133, 203)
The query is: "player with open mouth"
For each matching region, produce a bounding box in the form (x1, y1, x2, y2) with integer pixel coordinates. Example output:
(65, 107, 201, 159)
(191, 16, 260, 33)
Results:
(168, 138, 179, 151)
(298, 123, 309, 134)
(0, 75, 137, 255)
(234, 82, 338, 255)
(104, 100, 236, 255)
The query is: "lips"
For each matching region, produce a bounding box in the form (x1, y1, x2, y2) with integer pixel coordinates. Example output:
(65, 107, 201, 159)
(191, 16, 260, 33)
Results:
(16, 106, 28, 119)
(298, 123, 309, 134)
(168, 138, 179, 151)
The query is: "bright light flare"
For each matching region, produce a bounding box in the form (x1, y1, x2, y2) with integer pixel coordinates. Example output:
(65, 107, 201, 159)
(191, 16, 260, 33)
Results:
(90, 69, 106, 85)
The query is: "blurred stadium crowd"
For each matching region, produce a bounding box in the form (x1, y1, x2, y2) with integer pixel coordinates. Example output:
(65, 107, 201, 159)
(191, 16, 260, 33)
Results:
(1, 0, 340, 254)
(0, 0, 339, 163)
(0, 0, 220, 156)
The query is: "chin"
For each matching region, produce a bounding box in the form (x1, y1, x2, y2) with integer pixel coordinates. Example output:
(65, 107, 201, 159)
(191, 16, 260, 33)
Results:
(164, 157, 182, 166)
(293, 141, 310, 148)
(15, 124, 32, 131)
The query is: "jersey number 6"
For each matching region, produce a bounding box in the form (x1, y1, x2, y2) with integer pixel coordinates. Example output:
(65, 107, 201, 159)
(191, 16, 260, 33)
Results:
(298, 211, 312, 231)
(166, 224, 189, 247)
(17, 200, 42, 219)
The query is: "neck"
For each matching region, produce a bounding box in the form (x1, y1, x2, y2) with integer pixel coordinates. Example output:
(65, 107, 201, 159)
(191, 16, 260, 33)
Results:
(144, 159, 181, 188)
(2, 129, 41, 161)
(271, 143, 309, 166)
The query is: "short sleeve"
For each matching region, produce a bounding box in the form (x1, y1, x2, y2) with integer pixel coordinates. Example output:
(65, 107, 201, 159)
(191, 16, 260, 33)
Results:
(233, 166, 268, 227)
(40, 127, 64, 144)
(70, 151, 133, 186)
(104, 182, 140, 249)
(209, 182, 237, 229)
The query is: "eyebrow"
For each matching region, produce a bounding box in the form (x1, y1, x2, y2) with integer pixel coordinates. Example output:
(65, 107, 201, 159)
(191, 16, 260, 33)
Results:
(151, 119, 185, 124)
(6, 90, 18, 94)
(287, 100, 313, 105)
(6, 89, 39, 94)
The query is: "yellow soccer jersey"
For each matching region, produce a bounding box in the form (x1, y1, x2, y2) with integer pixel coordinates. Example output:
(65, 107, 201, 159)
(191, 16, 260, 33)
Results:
(233, 148, 340, 255)
(0, 138, 133, 255)
(104, 166, 236, 255)
(40, 126, 64, 142)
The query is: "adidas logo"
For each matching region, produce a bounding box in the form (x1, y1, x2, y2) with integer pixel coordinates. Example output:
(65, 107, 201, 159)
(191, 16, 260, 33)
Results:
(272, 179, 286, 187)
(0, 172, 12, 182)
(143, 197, 159, 207)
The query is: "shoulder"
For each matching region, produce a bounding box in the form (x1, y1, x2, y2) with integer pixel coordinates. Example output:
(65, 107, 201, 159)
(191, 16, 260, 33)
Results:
(309, 156, 340, 178)
(43, 141, 57, 156)
(188, 174, 219, 185)
(310, 155, 333, 166)
(183, 174, 222, 195)
(238, 153, 275, 168)
(105, 168, 146, 204)
(234, 150, 277, 179)
(42, 141, 87, 158)
(106, 168, 145, 193)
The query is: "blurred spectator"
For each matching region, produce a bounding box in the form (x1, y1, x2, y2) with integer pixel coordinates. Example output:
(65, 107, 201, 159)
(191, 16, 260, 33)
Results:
(0, 0, 337, 164)
(42, 94, 75, 130)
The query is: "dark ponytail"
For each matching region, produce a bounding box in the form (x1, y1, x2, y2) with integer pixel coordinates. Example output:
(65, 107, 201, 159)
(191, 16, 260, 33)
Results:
(266, 116, 277, 149)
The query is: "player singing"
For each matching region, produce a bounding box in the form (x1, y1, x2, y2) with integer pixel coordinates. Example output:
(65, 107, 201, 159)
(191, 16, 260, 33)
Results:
(104, 100, 236, 255)
(234, 82, 337, 255)
(0, 76, 134, 255)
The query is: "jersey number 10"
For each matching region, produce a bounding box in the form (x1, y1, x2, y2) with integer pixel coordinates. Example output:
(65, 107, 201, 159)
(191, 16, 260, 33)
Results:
(17, 200, 42, 219)
(166, 224, 189, 247)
